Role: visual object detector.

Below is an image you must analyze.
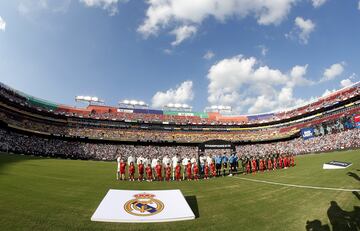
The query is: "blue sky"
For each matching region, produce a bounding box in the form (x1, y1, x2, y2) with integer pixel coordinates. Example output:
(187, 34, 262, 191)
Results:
(0, 0, 359, 114)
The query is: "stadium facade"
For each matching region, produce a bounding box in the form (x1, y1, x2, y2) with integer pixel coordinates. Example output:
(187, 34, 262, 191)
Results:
(0, 82, 359, 160)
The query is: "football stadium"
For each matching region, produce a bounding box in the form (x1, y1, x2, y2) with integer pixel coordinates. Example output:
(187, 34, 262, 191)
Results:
(1, 1, 360, 231)
(1, 82, 360, 230)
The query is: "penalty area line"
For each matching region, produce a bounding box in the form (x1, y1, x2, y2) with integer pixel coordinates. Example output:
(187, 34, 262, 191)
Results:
(233, 176, 360, 192)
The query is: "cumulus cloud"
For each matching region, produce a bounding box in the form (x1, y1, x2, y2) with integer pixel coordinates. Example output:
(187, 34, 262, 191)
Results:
(138, 0, 297, 44)
(358, 0, 360, 10)
(170, 25, 197, 46)
(340, 79, 354, 88)
(207, 55, 312, 114)
(322, 89, 336, 97)
(312, 0, 327, 8)
(289, 64, 314, 87)
(80, 0, 128, 16)
(320, 62, 345, 82)
(152, 81, 194, 108)
(0, 16, 6, 31)
(203, 50, 215, 60)
(286, 17, 315, 44)
(340, 73, 357, 88)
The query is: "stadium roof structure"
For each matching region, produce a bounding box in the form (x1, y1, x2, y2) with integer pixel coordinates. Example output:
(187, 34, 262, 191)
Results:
(1, 81, 359, 120)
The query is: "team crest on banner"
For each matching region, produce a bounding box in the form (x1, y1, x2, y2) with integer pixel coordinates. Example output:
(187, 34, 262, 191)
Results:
(124, 193, 164, 216)
(91, 189, 195, 223)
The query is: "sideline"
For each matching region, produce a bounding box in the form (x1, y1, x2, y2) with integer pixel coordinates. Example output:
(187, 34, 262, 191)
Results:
(233, 176, 360, 192)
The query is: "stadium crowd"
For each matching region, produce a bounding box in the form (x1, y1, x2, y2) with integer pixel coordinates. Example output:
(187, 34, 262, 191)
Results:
(0, 110, 295, 142)
(1, 82, 359, 125)
(2, 106, 358, 144)
(1, 126, 359, 161)
(0, 128, 199, 160)
(2, 95, 358, 144)
(237, 128, 360, 156)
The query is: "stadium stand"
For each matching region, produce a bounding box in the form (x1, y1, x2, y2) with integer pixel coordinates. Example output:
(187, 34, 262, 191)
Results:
(0, 81, 360, 160)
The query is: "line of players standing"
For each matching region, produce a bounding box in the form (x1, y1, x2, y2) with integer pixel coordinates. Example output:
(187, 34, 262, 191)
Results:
(116, 152, 295, 182)
(242, 155, 296, 174)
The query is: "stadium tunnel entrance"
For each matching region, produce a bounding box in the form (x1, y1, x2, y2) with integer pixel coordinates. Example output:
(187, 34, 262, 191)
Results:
(197, 140, 236, 168)
(198, 139, 235, 152)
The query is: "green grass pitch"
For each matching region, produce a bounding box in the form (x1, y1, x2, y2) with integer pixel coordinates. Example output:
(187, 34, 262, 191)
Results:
(0, 150, 359, 231)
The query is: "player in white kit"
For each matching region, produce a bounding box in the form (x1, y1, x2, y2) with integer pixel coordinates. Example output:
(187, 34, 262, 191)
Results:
(171, 154, 179, 180)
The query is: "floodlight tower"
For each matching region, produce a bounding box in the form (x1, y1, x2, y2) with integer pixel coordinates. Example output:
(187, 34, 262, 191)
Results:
(163, 103, 193, 112)
(118, 99, 149, 109)
(204, 105, 232, 113)
(75, 96, 105, 105)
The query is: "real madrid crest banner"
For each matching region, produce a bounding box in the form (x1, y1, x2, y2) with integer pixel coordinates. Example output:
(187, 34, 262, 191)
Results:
(91, 189, 195, 223)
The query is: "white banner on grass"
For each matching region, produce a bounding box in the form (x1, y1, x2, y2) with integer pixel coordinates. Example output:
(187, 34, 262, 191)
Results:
(91, 189, 195, 223)
(323, 160, 352, 169)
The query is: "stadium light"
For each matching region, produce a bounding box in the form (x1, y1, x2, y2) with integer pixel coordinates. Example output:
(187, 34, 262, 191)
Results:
(163, 103, 192, 111)
(204, 105, 232, 113)
(119, 99, 149, 108)
(75, 95, 104, 105)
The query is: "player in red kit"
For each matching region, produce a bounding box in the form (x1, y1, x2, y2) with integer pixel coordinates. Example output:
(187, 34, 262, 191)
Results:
(120, 159, 126, 180)
(278, 156, 283, 169)
(267, 158, 273, 171)
(165, 163, 171, 182)
(286, 156, 290, 167)
(146, 164, 153, 182)
(175, 162, 181, 181)
(210, 161, 216, 177)
(155, 161, 162, 181)
(246, 160, 251, 174)
(259, 159, 264, 172)
(193, 163, 199, 181)
(186, 160, 192, 181)
(138, 160, 144, 181)
(204, 161, 209, 179)
(129, 162, 135, 181)
(273, 157, 277, 169)
(290, 155, 295, 167)
(251, 158, 257, 174)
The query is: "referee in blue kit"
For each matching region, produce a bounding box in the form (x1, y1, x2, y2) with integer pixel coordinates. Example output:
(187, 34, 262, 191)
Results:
(215, 154, 222, 176)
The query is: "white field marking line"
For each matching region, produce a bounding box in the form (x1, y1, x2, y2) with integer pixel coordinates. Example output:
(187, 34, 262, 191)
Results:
(233, 176, 360, 192)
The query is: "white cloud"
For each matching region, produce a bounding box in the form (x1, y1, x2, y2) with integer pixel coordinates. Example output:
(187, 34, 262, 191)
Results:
(289, 64, 314, 87)
(138, 0, 297, 44)
(170, 25, 197, 46)
(152, 81, 194, 108)
(320, 62, 345, 82)
(0, 16, 6, 31)
(287, 17, 315, 44)
(207, 55, 312, 114)
(312, 0, 327, 8)
(203, 50, 215, 60)
(322, 89, 336, 97)
(340, 79, 354, 88)
(340, 73, 357, 88)
(358, 0, 360, 10)
(80, 0, 128, 16)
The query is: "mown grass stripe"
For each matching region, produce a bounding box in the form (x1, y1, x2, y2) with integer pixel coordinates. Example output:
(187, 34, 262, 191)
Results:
(234, 176, 360, 192)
